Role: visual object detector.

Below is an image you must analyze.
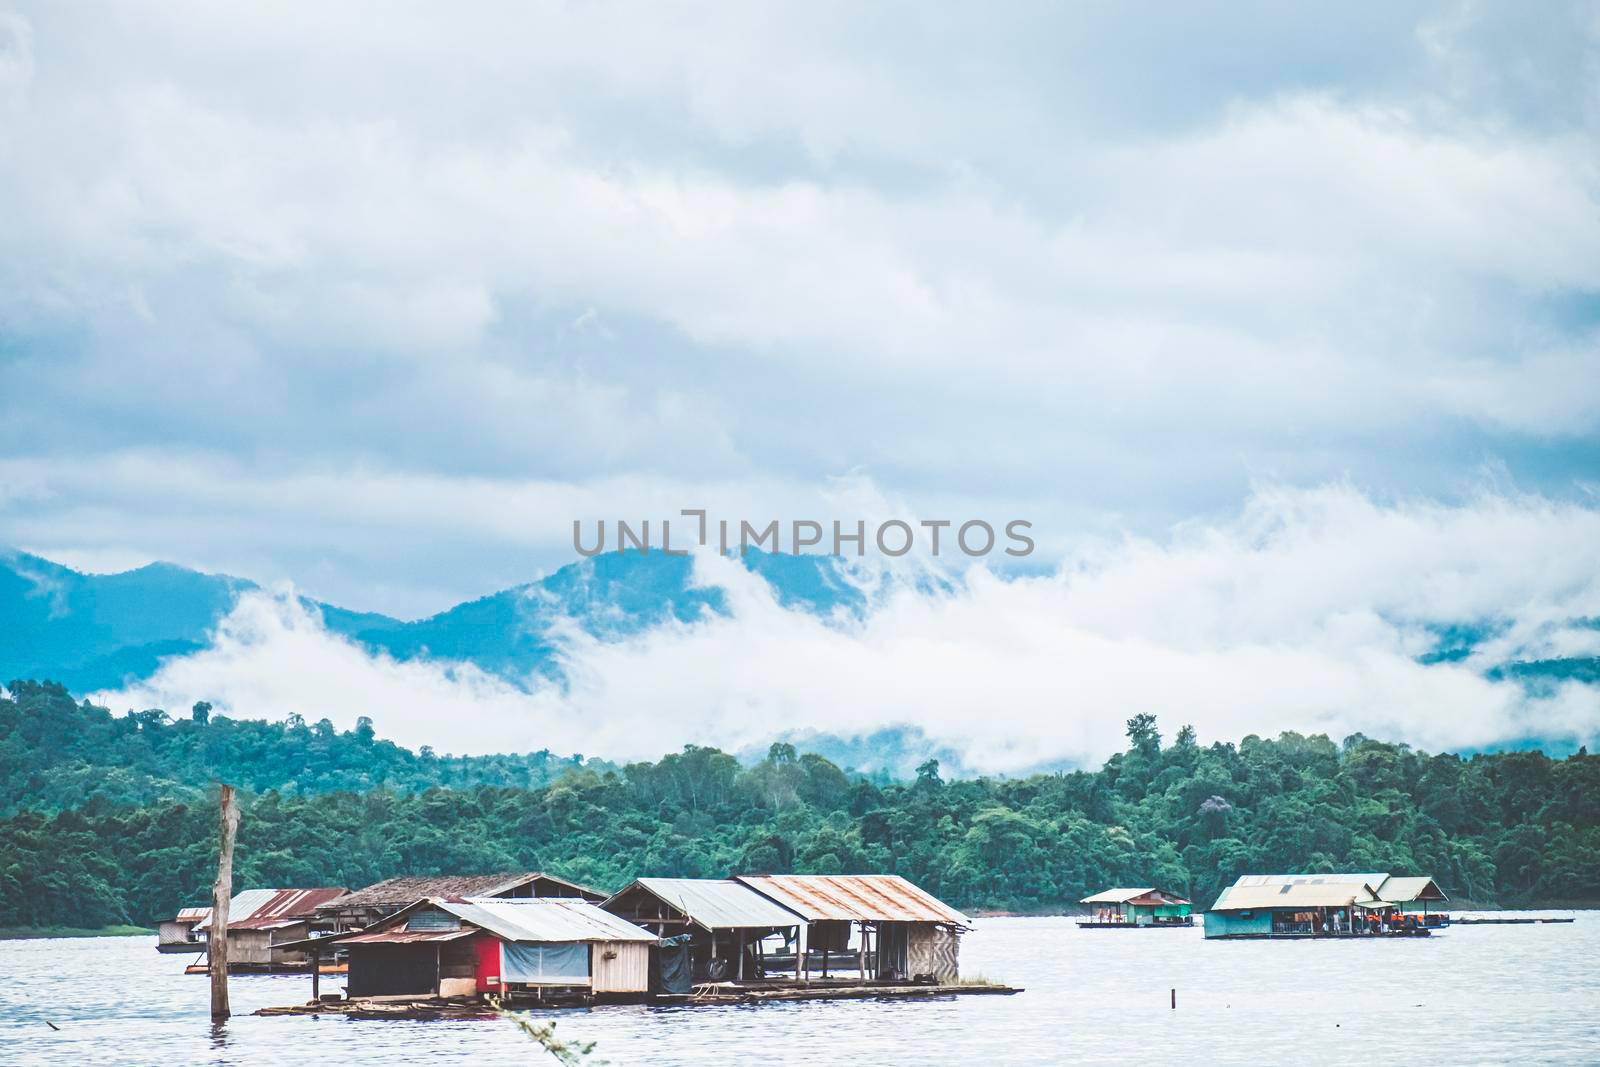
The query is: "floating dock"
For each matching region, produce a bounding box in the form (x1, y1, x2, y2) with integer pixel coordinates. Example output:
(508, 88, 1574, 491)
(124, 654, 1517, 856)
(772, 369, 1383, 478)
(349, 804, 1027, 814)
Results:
(1454, 917, 1575, 925)
(184, 960, 348, 975)
(257, 982, 1023, 1019)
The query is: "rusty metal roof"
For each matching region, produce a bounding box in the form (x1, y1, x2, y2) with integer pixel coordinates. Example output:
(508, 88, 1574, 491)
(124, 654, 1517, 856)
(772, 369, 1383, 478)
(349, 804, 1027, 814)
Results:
(1080, 888, 1190, 906)
(341, 926, 480, 945)
(198, 887, 348, 931)
(1080, 887, 1157, 904)
(174, 907, 211, 923)
(317, 872, 602, 911)
(737, 875, 971, 927)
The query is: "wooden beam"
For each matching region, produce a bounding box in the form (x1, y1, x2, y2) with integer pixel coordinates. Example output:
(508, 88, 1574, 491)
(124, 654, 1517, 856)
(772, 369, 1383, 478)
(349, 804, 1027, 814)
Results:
(210, 784, 240, 1020)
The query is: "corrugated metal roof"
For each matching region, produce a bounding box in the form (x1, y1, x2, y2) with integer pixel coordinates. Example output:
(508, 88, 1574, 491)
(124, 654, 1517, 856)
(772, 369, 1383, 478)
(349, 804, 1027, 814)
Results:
(1376, 876, 1448, 903)
(446, 898, 656, 943)
(238, 887, 348, 929)
(737, 875, 971, 927)
(198, 887, 348, 931)
(1080, 887, 1158, 904)
(174, 907, 211, 923)
(333, 898, 656, 946)
(317, 872, 600, 911)
(610, 878, 806, 930)
(1234, 873, 1389, 889)
(1081, 888, 1191, 906)
(1210, 872, 1444, 911)
(196, 889, 275, 931)
(1211, 876, 1382, 912)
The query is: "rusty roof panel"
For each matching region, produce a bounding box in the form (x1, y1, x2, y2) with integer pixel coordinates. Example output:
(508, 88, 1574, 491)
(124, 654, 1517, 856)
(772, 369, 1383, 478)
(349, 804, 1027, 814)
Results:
(1080, 888, 1190, 906)
(340, 927, 479, 945)
(200, 887, 348, 931)
(239, 887, 348, 928)
(737, 875, 970, 927)
(1079, 887, 1157, 904)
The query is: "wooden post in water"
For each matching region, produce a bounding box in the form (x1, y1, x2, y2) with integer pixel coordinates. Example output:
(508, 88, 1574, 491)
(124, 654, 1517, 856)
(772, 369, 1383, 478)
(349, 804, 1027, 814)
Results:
(1170, 988, 1176, 1010)
(210, 784, 240, 1020)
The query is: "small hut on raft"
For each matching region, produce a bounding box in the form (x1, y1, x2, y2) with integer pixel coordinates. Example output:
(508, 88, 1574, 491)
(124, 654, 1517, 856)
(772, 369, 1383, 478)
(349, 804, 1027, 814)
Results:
(286, 897, 658, 1002)
(157, 906, 211, 953)
(600, 877, 808, 989)
(736, 874, 970, 982)
(1077, 887, 1193, 928)
(315, 872, 604, 931)
(194, 887, 350, 970)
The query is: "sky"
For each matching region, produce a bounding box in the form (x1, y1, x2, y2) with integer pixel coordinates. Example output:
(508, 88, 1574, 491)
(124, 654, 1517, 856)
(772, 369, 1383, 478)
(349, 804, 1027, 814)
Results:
(1, 3, 1598, 765)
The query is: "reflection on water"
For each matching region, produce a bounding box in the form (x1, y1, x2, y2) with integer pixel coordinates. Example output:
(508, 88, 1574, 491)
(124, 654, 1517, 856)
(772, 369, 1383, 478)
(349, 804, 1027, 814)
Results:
(2, 914, 1596, 1065)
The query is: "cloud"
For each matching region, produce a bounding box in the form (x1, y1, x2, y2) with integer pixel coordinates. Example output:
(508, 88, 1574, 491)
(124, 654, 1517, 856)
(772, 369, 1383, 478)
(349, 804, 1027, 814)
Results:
(1, 3, 1597, 616)
(93, 486, 1600, 773)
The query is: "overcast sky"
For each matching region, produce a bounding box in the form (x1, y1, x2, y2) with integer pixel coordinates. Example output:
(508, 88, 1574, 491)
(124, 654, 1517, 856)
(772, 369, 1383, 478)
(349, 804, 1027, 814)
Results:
(2, 2, 1597, 616)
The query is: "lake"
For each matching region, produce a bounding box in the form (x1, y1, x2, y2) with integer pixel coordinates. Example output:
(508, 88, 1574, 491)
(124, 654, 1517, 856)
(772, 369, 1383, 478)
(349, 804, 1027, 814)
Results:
(2, 914, 1596, 1065)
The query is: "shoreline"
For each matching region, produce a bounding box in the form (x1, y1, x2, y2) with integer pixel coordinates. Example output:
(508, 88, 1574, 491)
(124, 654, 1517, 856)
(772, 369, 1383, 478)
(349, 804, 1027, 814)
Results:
(0, 925, 154, 940)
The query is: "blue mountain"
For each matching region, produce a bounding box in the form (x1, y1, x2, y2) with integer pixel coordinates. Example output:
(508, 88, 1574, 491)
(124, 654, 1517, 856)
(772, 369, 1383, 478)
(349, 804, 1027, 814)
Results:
(0, 548, 862, 692)
(2, 549, 1594, 752)
(0, 553, 253, 693)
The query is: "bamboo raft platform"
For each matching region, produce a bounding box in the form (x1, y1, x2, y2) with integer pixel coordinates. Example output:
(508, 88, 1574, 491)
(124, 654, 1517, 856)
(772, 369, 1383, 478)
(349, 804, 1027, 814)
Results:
(185, 960, 348, 975)
(256, 982, 1023, 1020)
(258, 996, 498, 1021)
(668, 981, 1023, 1004)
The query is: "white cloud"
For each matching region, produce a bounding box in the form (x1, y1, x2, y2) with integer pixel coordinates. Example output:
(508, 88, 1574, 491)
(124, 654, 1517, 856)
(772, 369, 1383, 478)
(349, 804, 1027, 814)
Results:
(93, 486, 1600, 772)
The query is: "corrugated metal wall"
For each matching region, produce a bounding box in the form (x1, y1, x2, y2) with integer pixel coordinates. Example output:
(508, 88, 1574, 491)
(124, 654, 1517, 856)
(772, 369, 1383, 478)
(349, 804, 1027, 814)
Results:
(157, 922, 192, 946)
(226, 931, 275, 964)
(591, 941, 650, 993)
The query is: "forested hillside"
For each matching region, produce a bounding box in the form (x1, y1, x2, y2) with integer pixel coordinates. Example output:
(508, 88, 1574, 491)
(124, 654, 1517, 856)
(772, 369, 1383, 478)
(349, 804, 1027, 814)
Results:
(1, 679, 1596, 929)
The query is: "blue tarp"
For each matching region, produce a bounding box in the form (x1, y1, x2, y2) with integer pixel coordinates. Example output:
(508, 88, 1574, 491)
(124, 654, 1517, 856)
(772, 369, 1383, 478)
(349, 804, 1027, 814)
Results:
(501, 942, 590, 984)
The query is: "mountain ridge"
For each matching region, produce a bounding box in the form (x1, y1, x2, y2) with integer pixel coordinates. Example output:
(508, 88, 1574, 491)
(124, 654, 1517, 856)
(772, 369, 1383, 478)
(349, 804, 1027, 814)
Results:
(0, 548, 861, 693)
(2, 548, 1595, 764)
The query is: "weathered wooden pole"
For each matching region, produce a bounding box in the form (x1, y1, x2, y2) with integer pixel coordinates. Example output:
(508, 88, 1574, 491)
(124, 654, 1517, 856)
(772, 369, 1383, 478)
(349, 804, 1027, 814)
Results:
(210, 784, 240, 1020)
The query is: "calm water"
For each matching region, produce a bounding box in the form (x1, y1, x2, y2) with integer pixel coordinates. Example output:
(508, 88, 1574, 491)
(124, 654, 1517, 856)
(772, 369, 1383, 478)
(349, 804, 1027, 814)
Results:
(2, 914, 1596, 1065)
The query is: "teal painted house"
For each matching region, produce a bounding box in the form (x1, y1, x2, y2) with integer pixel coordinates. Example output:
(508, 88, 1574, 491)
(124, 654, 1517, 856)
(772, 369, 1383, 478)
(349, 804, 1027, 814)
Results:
(1204, 872, 1448, 939)
(1078, 887, 1193, 927)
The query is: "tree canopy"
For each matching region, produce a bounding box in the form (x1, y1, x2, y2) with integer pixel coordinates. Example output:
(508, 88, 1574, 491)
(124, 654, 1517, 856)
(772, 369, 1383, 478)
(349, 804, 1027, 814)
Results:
(1, 679, 1595, 929)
